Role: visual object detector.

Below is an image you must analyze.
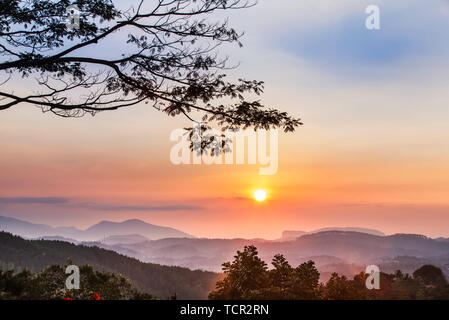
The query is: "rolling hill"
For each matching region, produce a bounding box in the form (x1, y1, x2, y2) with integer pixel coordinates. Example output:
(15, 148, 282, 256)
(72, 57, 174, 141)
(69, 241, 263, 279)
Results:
(2, 216, 449, 283)
(101, 231, 449, 279)
(0, 231, 218, 299)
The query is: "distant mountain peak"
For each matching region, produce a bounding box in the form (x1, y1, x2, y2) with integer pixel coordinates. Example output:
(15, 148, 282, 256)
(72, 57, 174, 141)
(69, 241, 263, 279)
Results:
(280, 227, 385, 241)
(83, 218, 193, 240)
(0, 216, 194, 241)
(311, 227, 385, 237)
(122, 219, 152, 225)
(92, 219, 153, 226)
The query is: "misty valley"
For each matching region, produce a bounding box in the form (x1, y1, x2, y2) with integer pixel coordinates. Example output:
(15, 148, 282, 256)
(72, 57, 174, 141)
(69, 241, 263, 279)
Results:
(1, 215, 449, 300)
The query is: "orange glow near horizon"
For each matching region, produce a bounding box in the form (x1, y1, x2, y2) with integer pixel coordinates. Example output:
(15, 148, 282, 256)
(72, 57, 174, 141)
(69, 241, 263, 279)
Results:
(2, 61, 449, 239)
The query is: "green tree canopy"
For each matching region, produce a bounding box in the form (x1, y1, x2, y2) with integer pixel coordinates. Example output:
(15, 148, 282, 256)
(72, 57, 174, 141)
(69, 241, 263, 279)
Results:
(413, 265, 448, 287)
(0, 263, 155, 300)
(209, 246, 449, 300)
(209, 245, 268, 299)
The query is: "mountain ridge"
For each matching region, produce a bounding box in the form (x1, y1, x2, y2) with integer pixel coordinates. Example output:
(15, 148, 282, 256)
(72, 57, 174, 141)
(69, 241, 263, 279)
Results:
(0, 216, 193, 241)
(101, 230, 449, 274)
(281, 227, 385, 241)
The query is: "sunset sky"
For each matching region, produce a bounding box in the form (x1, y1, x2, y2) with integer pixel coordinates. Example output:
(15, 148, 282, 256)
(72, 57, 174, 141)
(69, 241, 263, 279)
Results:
(1, 0, 449, 239)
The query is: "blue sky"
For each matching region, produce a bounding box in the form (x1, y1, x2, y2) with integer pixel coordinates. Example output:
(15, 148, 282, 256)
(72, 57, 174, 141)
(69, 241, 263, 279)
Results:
(229, 0, 449, 81)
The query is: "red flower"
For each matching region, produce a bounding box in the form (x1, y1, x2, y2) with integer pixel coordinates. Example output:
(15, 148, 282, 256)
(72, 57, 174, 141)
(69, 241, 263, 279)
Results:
(90, 293, 101, 300)
(62, 297, 73, 300)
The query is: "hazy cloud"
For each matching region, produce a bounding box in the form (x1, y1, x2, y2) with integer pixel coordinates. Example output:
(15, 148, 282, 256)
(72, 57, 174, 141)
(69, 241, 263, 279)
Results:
(0, 197, 203, 212)
(74, 203, 204, 212)
(0, 197, 69, 204)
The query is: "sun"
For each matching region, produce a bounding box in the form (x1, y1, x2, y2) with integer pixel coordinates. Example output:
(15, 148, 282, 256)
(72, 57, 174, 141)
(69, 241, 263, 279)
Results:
(253, 189, 267, 202)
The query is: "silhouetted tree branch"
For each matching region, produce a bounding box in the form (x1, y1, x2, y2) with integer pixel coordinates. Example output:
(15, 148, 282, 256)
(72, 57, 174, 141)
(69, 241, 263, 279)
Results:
(0, 0, 302, 132)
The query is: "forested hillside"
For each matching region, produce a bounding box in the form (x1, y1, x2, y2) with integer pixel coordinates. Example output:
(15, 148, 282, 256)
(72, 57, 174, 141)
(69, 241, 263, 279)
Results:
(0, 232, 219, 299)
